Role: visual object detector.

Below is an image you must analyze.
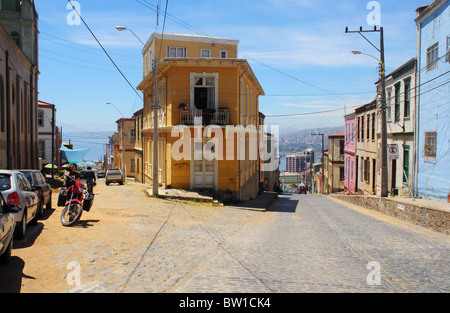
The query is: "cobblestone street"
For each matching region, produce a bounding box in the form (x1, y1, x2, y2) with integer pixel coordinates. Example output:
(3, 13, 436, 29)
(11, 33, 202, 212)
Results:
(1, 180, 449, 293)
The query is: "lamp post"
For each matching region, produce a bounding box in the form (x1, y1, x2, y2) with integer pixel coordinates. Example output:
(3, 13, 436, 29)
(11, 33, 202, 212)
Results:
(346, 26, 388, 198)
(106, 102, 126, 180)
(115, 26, 145, 46)
(116, 26, 159, 195)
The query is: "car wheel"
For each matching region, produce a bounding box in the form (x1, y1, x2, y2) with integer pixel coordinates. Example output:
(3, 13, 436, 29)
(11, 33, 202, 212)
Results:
(15, 210, 26, 240)
(37, 199, 44, 218)
(46, 191, 52, 210)
(0, 237, 13, 263)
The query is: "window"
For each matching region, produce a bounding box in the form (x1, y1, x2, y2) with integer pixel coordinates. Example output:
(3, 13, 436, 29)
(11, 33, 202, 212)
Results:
(446, 37, 450, 63)
(357, 117, 360, 141)
(192, 75, 216, 110)
(371, 113, 375, 140)
(404, 78, 411, 118)
(340, 166, 345, 181)
(394, 83, 401, 122)
(130, 129, 136, 144)
(339, 140, 344, 156)
(201, 49, 211, 58)
(361, 116, 364, 142)
(130, 159, 135, 173)
(38, 109, 44, 127)
(351, 160, 354, 182)
(10, 31, 20, 48)
(364, 158, 370, 183)
(427, 43, 438, 72)
(403, 146, 410, 184)
(38, 140, 45, 160)
(366, 115, 370, 140)
(220, 50, 227, 58)
(424, 131, 437, 161)
(351, 122, 354, 144)
(168, 46, 186, 58)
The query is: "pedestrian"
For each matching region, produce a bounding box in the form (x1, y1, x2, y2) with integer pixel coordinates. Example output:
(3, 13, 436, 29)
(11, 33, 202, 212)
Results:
(64, 164, 80, 188)
(84, 166, 96, 194)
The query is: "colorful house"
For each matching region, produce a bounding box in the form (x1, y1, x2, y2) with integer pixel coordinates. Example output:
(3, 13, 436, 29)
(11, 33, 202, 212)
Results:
(323, 132, 345, 194)
(415, 0, 450, 201)
(137, 33, 265, 201)
(375, 58, 417, 197)
(344, 112, 356, 195)
(355, 100, 377, 195)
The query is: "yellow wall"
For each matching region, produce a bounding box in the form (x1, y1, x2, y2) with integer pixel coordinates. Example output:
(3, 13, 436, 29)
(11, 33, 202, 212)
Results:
(139, 34, 264, 198)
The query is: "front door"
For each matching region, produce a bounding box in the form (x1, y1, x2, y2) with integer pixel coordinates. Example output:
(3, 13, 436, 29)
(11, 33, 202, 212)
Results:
(192, 140, 216, 190)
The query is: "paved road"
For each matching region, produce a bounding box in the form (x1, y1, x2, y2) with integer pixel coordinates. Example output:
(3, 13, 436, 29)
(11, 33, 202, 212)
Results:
(65, 192, 450, 293)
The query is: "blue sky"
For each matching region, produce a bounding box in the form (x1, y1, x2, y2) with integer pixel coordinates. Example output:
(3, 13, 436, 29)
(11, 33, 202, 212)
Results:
(35, 0, 427, 157)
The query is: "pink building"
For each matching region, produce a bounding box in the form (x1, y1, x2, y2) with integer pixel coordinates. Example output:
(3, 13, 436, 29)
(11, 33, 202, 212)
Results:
(344, 112, 356, 194)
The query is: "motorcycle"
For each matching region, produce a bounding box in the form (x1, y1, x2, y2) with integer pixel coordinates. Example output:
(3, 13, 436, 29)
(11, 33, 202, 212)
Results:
(59, 176, 94, 226)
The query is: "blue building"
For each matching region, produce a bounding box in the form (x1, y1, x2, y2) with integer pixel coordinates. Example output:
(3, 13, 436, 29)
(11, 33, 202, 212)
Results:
(415, 0, 450, 201)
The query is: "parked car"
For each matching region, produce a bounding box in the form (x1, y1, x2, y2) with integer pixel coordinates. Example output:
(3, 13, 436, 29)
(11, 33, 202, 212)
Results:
(105, 169, 124, 185)
(0, 170, 39, 239)
(97, 170, 106, 178)
(0, 192, 15, 263)
(19, 169, 52, 217)
(298, 184, 308, 194)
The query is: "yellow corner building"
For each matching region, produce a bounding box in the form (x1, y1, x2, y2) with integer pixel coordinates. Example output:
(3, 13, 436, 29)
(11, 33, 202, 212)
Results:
(137, 33, 265, 201)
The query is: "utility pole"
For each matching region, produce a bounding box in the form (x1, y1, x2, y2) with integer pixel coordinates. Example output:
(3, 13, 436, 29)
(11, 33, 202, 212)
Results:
(152, 56, 159, 196)
(345, 26, 388, 198)
(51, 104, 55, 180)
(311, 132, 324, 194)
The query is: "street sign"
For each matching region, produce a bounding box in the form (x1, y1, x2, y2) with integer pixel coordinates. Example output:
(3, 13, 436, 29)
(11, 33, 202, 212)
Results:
(388, 144, 399, 160)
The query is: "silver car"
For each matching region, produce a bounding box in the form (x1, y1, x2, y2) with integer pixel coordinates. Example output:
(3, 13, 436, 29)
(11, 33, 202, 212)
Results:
(0, 192, 15, 263)
(0, 170, 39, 239)
(105, 168, 124, 185)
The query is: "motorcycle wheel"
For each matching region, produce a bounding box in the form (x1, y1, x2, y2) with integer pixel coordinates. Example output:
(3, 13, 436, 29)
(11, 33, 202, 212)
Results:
(61, 203, 83, 226)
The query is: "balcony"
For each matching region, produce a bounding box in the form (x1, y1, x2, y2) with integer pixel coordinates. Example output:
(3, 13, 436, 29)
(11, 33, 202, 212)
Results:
(180, 108, 230, 126)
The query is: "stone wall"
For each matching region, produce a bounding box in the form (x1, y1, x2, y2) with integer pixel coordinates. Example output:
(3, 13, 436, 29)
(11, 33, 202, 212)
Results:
(331, 195, 450, 235)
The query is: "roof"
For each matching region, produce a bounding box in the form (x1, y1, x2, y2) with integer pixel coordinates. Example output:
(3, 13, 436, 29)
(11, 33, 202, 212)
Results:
(144, 32, 240, 53)
(329, 131, 345, 137)
(355, 100, 377, 113)
(415, 0, 446, 23)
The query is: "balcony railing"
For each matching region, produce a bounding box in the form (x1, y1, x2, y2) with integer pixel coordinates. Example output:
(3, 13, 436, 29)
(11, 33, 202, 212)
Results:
(180, 108, 230, 125)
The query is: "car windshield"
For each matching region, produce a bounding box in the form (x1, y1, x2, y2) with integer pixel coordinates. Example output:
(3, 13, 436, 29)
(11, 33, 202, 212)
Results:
(108, 170, 121, 175)
(0, 174, 11, 191)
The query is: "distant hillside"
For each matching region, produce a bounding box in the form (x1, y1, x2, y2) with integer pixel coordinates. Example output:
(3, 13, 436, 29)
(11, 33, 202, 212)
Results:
(279, 126, 344, 156)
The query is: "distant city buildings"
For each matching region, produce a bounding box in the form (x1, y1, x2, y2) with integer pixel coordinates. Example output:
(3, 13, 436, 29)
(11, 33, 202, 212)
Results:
(285, 149, 314, 173)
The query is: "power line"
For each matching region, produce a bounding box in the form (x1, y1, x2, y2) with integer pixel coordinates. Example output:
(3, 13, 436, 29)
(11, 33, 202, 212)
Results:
(66, 0, 142, 100)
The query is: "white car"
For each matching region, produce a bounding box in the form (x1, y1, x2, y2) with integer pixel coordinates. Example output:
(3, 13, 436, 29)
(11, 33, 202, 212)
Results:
(0, 192, 15, 263)
(105, 169, 124, 186)
(0, 170, 39, 239)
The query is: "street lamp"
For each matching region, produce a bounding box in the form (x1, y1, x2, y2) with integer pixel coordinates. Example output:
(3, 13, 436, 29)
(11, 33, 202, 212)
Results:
(107, 102, 126, 180)
(115, 26, 159, 196)
(115, 26, 145, 46)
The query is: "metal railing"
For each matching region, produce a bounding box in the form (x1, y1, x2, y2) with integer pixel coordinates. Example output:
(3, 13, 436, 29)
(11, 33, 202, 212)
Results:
(180, 108, 230, 125)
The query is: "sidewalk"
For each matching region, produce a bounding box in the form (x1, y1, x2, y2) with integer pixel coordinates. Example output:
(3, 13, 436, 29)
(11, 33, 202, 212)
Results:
(331, 194, 450, 235)
(146, 186, 278, 211)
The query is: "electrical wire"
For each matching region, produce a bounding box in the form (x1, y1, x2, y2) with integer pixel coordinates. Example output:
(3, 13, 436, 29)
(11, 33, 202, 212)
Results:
(66, 0, 143, 100)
